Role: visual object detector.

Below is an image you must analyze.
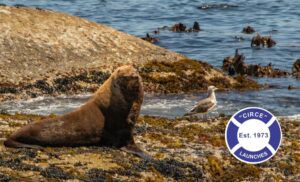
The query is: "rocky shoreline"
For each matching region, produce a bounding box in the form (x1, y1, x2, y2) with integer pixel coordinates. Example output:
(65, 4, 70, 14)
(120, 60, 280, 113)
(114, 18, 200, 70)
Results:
(0, 113, 299, 181)
(0, 5, 299, 182)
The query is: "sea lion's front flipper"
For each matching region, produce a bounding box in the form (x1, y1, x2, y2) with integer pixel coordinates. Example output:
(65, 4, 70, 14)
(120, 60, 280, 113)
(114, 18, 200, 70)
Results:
(4, 139, 42, 149)
(121, 143, 152, 160)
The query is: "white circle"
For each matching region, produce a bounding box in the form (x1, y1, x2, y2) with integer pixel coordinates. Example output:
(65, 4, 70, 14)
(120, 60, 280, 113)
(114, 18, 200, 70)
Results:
(237, 119, 270, 152)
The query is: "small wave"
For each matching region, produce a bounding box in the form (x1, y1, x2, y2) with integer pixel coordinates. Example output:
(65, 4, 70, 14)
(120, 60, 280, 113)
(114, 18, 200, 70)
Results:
(278, 114, 300, 121)
(197, 3, 239, 10)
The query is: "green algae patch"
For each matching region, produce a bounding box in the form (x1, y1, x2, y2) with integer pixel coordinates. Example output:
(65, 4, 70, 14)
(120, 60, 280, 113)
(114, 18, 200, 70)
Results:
(233, 75, 261, 90)
(140, 59, 261, 93)
(222, 163, 262, 182)
(139, 115, 176, 128)
(140, 59, 211, 93)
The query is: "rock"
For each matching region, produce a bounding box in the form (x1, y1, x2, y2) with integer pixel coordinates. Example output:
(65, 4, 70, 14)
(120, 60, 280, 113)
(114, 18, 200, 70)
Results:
(292, 59, 300, 77)
(171, 22, 187, 32)
(0, 172, 10, 182)
(40, 165, 73, 180)
(223, 49, 290, 77)
(242, 26, 255, 34)
(251, 34, 276, 48)
(141, 33, 159, 43)
(0, 5, 184, 86)
(193, 21, 201, 32)
(170, 22, 200, 32)
(288, 85, 297, 90)
(0, 6, 259, 101)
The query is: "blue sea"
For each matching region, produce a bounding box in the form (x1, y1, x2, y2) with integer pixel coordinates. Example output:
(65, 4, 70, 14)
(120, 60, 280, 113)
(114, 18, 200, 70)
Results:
(1, 0, 299, 120)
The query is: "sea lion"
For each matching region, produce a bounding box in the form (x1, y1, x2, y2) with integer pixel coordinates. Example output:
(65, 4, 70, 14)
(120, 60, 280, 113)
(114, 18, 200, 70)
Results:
(4, 65, 149, 158)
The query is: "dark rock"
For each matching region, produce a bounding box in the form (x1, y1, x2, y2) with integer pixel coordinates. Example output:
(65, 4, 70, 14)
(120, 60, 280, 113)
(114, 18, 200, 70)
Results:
(14, 4, 27, 8)
(0, 86, 17, 94)
(40, 165, 73, 180)
(153, 29, 160, 34)
(292, 59, 300, 77)
(12, 148, 38, 159)
(30, 93, 37, 98)
(0, 3, 6, 6)
(171, 23, 187, 32)
(170, 22, 200, 32)
(141, 33, 159, 43)
(86, 168, 113, 182)
(33, 80, 53, 94)
(35, 7, 44, 11)
(0, 172, 10, 182)
(288, 85, 297, 90)
(223, 49, 289, 77)
(130, 158, 203, 180)
(251, 34, 276, 48)
(223, 49, 246, 75)
(193, 21, 201, 31)
(0, 157, 40, 171)
(242, 26, 255, 34)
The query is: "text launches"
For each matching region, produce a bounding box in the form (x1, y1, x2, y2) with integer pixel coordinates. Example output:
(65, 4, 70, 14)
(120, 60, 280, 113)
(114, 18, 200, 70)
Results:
(225, 107, 282, 164)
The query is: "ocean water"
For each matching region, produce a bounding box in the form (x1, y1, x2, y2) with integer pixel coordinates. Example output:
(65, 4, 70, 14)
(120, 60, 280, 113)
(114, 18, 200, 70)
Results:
(1, 0, 299, 120)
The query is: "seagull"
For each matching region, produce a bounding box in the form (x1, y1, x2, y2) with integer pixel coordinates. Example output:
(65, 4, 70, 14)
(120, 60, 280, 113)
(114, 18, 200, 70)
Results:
(184, 86, 218, 116)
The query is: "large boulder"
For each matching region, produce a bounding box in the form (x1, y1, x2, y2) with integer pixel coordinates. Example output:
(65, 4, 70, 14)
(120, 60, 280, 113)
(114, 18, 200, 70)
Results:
(0, 6, 260, 101)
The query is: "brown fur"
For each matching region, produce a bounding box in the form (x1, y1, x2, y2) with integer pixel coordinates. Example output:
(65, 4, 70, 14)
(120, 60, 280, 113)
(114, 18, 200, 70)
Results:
(4, 66, 145, 153)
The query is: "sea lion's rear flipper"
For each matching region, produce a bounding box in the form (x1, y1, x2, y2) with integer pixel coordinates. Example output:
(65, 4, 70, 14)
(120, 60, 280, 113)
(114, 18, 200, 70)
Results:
(4, 139, 42, 149)
(121, 143, 152, 160)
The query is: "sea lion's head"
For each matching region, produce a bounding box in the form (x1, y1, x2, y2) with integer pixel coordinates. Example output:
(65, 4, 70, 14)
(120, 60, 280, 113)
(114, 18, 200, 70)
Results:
(112, 65, 143, 102)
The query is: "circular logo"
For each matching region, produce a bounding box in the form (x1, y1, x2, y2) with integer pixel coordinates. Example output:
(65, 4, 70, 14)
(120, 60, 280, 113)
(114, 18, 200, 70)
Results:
(225, 107, 282, 164)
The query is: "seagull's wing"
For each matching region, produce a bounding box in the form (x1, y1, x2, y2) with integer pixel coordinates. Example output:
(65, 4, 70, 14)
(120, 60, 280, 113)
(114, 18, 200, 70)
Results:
(190, 100, 215, 113)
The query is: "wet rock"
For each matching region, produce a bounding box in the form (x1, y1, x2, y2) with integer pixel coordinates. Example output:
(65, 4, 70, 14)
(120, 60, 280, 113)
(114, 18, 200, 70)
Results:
(152, 159, 203, 180)
(0, 172, 10, 182)
(141, 33, 159, 43)
(0, 157, 40, 171)
(193, 21, 201, 32)
(251, 34, 276, 48)
(86, 168, 113, 182)
(153, 29, 160, 34)
(0, 85, 17, 94)
(40, 165, 73, 180)
(288, 85, 297, 90)
(242, 26, 255, 34)
(171, 23, 187, 32)
(12, 148, 38, 160)
(170, 22, 200, 32)
(33, 80, 53, 94)
(292, 58, 300, 77)
(223, 49, 289, 77)
(223, 49, 247, 75)
(14, 4, 27, 8)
